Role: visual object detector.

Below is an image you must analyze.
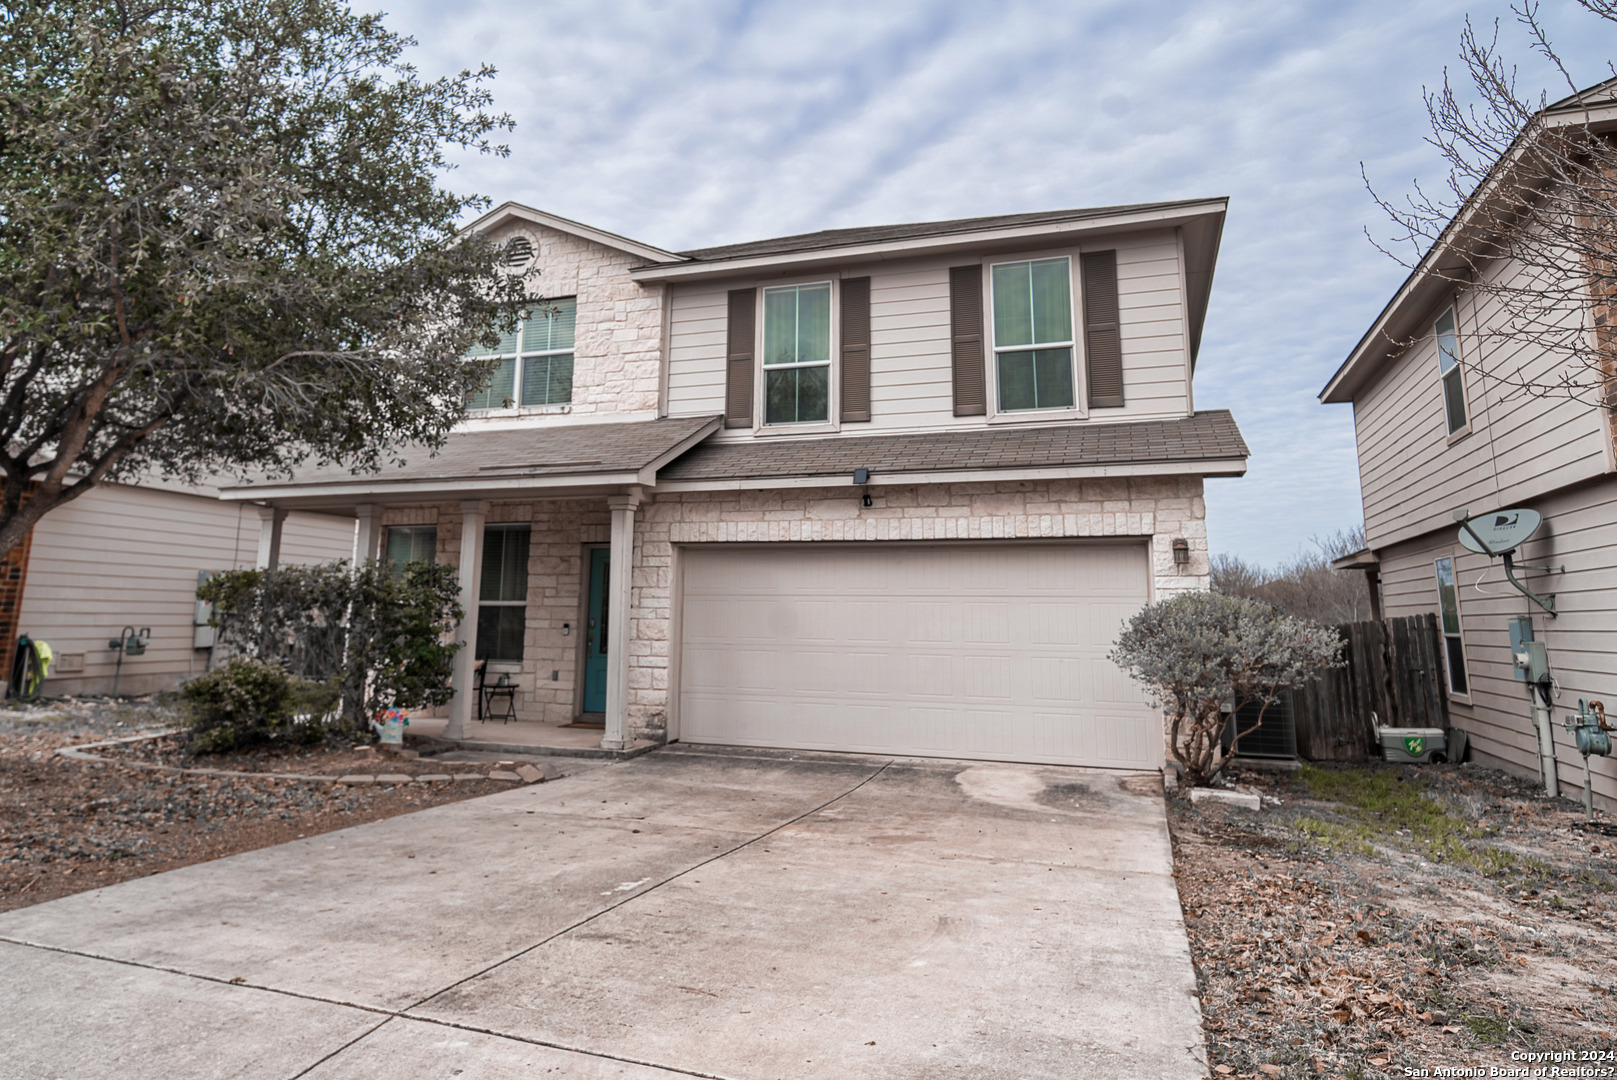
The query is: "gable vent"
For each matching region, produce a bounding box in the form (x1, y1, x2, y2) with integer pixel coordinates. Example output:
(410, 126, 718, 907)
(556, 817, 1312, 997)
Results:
(504, 236, 536, 267)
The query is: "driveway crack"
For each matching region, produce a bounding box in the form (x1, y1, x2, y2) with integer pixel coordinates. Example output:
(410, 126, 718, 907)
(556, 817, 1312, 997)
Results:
(399, 757, 894, 1016)
(2, 759, 896, 1080)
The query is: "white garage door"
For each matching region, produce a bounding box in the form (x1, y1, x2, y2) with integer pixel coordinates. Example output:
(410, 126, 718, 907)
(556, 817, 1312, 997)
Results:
(677, 542, 1157, 768)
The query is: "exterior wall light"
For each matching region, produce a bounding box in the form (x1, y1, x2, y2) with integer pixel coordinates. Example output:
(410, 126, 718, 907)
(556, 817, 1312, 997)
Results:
(852, 468, 872, 508)
(1172, 538, 1191, 570)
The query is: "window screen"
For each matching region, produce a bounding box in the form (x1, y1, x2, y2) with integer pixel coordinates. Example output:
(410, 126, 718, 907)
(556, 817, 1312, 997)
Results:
(477, 524, 530, 662)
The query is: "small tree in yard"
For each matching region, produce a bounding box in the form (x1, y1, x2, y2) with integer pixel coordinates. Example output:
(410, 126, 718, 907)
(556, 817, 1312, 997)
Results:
(0, 0, 533, 559)
(1110, 592, 1343, 787)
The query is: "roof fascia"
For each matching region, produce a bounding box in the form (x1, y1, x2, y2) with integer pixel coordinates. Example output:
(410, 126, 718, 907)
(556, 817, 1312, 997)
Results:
(1330, 548, 1380, 570)
(1179, 211, 1225, 364)
(464, 201, 686, 264)
(1321, 97, 1617, 405)
(629, 201, 1229, 284)
(220, 469, 647, 503)
(654, 456, 1248, 493)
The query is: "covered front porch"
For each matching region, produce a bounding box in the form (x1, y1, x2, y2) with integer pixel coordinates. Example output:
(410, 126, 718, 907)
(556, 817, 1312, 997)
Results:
(220, 416, 721, 754)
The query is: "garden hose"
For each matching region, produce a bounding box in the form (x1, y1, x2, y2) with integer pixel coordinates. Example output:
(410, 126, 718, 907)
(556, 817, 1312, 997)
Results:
(7, 635, 52, 701)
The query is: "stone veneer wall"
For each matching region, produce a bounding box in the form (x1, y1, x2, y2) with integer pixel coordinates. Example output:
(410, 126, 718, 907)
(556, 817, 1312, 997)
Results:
(628, 476, 1207, 740)
(483, 222, 663, 417)
(385, 476, 1207, 736)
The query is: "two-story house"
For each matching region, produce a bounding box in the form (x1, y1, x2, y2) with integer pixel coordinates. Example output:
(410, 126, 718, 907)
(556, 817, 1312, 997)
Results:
(1323, 81, 1617, 808)
(221, 198, 1247, 770)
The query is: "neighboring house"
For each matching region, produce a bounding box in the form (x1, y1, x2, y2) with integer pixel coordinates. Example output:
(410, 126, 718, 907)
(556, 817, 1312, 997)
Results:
(222, 198, 1248, 769)
(3, 479, 356, 697)
(1322, 83, 1617, 807)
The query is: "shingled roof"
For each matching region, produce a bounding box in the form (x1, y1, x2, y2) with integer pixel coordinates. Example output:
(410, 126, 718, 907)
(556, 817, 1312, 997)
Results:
(224, 415, 722, 494)
(670, 199, 1218, 264)
(657, 411, 1247, 484)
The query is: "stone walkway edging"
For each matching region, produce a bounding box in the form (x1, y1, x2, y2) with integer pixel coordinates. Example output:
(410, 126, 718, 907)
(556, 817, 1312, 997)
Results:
(412, 734, 662, 761)
(54, 730, 535, 786)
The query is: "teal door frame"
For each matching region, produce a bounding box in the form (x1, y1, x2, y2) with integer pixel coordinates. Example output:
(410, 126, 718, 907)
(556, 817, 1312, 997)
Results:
(581, 546, 610, 715)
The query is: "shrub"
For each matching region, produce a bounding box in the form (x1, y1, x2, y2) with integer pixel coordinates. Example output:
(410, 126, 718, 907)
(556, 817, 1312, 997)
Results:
(1109, 591, 1343, 786)
(179, 658, 335, 752)
(197, 559, 462, 741)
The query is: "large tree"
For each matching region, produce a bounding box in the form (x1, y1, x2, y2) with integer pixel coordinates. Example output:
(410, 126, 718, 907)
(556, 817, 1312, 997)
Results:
(1367, 1, 1617, 405)
(0, 0, 530, 557)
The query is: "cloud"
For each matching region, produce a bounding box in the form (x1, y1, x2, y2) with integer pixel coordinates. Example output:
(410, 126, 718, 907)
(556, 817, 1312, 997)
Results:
(382, 0, 1616, 564)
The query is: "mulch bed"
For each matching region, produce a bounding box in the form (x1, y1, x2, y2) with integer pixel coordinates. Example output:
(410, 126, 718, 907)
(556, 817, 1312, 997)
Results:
(1170, 760, 1617, 1079)
(0, 697, 512, 915)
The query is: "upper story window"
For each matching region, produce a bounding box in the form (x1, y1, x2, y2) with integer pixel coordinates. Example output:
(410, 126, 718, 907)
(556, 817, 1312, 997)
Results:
(1434, 555, 1469, 696)
(991, 257, 1075, 412)
(1435, 306, 1468, 435)
(762, 282, 831, 425)
(466, 298, 577, 411)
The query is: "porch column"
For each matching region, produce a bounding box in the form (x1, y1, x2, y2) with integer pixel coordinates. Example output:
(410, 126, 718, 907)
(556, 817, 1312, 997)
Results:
(353, 503, 383, 565)
(446, 501, 486, 741)
(254, 506, 287, 571)
(602, 491, 642, 751)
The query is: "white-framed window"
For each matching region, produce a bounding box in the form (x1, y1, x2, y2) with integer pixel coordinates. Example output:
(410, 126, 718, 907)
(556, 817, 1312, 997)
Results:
(385, 526, 437, 571)
(761, 282, 833, 425)
(1434, 556, 1469, 697)
(466, 298, 577, 411)
(1435, 306, 1468, 435)
(477, 524, 530, 662)
(990, 256, 1076, 412)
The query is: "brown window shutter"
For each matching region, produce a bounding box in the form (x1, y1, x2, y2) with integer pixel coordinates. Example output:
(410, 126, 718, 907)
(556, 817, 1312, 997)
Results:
(949, 265, 986, 416)
(840, 277, 872, 422)
(1081, 250, 1124, 408)
(724, 288, 755, 428)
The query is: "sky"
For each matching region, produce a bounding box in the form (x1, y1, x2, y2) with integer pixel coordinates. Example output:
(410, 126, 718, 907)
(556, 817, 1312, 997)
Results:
(379, 0, 1617, 566)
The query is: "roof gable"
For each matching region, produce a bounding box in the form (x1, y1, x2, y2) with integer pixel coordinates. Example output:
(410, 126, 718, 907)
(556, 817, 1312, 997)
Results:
(463, 202, 685, 264)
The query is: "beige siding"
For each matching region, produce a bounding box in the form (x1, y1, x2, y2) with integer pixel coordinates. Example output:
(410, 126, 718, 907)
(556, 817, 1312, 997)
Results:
(665, 280, 730, 417)
(664, 229, 1192, 435)
(1355, 260, 1611, 550)
(1377, 477, 1617, 808)
(20, 484, 354, 696)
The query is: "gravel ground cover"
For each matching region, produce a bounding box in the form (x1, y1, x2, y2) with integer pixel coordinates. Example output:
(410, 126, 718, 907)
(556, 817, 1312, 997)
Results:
(1171, 760, 1617, 1079)
(0, 695, 510, 914)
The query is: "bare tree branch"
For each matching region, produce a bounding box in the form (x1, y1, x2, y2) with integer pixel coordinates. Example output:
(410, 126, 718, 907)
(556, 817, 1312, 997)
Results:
(1365, 3, 1617, 406)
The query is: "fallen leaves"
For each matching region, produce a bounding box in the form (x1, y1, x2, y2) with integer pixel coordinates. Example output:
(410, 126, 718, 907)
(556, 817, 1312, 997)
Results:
(0, 716, 504, 913)
(1168, 763, 1617, 1078)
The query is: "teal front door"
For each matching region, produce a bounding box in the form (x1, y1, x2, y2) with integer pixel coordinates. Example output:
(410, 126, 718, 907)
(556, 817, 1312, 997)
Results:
(582, 548, 610, 714)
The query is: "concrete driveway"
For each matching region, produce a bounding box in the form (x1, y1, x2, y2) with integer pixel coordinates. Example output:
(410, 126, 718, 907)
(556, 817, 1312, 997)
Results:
(0, 746, 1204, 1079)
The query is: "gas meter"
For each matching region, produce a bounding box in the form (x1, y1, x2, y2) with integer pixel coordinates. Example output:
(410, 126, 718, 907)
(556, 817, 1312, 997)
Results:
(1563, 699, 1613, 821)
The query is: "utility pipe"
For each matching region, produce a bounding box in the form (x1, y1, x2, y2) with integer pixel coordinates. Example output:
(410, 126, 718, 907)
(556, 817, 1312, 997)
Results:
(1532, 679, 1560, 799)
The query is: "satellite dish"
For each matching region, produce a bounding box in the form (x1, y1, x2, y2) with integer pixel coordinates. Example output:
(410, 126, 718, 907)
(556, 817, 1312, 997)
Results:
(1457, 508, 1542, 555)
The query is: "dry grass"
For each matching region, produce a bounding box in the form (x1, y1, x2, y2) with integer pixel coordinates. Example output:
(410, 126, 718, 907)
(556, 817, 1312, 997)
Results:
(1171, 761, 1617, 1078)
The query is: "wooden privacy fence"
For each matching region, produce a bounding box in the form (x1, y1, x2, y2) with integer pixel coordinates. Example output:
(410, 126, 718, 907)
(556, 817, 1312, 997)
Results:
(1231, 614, 1450, 761)
(1286, 614, 1450, 761)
